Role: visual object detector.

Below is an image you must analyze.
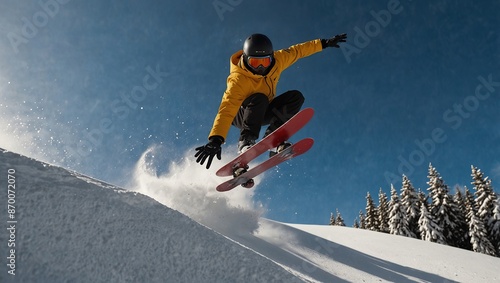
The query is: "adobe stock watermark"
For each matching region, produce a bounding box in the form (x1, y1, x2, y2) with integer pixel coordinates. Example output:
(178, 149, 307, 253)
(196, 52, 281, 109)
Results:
(340, 0, 404, 63)
(384, 74, 499, 185)
(7, 0, 72, 54)
(63, 64, 169, 165)
(212, 0, 243, 21)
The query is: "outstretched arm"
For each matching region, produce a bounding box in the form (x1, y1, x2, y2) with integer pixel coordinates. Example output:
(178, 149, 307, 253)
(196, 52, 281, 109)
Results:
(321, 33, 348, 49)
(275, 33, 348, 70)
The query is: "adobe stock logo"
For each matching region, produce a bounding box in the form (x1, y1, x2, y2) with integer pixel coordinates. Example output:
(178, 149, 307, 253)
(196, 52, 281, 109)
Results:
(212, 0, 243, 21)
(384, 74, 499, 185)
(442, 75, 499, 129)
(7, 0, 72, 54)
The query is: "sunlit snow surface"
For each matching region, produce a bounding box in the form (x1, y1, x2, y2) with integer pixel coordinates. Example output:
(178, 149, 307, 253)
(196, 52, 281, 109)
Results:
(1, 148, 499, 282)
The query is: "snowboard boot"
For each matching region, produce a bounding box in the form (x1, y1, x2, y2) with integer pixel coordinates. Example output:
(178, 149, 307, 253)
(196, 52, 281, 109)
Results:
(269, 141, 292, 158)
(238, 137, 256, 154)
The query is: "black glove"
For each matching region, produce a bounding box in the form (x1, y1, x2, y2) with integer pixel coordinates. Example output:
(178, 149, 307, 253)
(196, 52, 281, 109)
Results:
(321, 33, 347, 49)
(194, 136, 223, 169)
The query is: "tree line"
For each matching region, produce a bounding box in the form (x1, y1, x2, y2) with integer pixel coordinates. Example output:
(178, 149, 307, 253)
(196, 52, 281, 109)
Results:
(330, 164, 500, 257)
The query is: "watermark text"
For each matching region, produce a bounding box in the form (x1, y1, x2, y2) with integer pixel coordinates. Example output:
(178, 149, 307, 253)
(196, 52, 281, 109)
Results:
(6, 169, 17, 276)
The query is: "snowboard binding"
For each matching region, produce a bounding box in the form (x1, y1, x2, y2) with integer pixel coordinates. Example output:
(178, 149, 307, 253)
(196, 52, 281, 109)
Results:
(241, 179, 255, 188)
(232, 164, 255, 188)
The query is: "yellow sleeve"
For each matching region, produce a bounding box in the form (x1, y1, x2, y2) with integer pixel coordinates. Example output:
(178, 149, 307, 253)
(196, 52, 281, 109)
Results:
(274, 39, 323, 70)
(208, 76, 245, 140)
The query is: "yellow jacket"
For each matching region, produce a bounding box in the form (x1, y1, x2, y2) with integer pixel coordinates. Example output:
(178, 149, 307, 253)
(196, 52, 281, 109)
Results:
(209, 39, 324, 140)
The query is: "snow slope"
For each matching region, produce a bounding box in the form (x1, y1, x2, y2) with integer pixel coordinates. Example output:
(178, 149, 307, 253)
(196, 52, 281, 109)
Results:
(271, 222, 500, 282)
(1, 148, 499, 283)
(0, 148, 301, 283)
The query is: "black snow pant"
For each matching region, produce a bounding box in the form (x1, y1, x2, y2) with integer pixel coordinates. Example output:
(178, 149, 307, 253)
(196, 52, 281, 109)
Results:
(232, 90, 304, 141)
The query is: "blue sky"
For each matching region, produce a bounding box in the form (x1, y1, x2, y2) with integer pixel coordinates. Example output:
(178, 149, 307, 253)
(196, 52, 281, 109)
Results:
(1, 0, 499, 225)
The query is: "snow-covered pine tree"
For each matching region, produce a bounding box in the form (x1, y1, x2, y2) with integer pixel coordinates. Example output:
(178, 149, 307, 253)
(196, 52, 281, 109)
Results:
(453, 187, 471, 250)
(378, 188, 390, 233)
(464, 187, 477, 253)
(335, 209, 346, 227)
(471, 165, 499, 251)
(443, 192, 461, 247)
(465, 188, 497, 256)
(491, 198, 500, 255)
(365, 192, 379, 231)
(415, 189, 427, 241)
(329, 212, 335, 226)
(359, 210, 366, 229)
(353, 219, 360, 228)
(427, 163, 457, 246)
(389, 184, 413, 237)
(418, 199, 446, 244)
(400, 175, 420, 238)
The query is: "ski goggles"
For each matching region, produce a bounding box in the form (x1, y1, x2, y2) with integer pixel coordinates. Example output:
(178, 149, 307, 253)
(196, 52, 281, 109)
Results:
(247, 55, 272, 69)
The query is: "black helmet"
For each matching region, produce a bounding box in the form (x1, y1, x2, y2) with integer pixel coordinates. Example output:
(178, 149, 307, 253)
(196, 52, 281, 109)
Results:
(243, 34, 274, 75)
(243, 34, 273, 56)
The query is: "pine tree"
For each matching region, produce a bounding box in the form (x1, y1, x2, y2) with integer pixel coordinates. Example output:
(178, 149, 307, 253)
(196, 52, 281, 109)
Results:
(329, 212, 335, 226)
(468, 209, 497, 256)
(335, 209, 346, 227)
(491, 198, 500, 255)
(453, 187, 471, 250)
(443, 192, 461, 247)
(365, 192, 379, 231)
(418, 200, 446, 244)
(400, 175, 420, 238)
(464, 187, 477, 253)
(471, 166, 498, 250)
(378, 188, 390, 233)
(465, 189, 497, 256)
(358, 210, 366, 229)
(472, 166, 496, 220)
(353, 219, 360, 228)
(389, 184, 413, 237)
(415, 189, 427, 240)
(427, 164, 457, 245)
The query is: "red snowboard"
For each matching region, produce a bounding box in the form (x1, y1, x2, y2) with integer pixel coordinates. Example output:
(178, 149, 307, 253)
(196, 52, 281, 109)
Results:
(216, 108, 314, 177)
(216, 138, 314, 192)
(215, 108, 315, 192)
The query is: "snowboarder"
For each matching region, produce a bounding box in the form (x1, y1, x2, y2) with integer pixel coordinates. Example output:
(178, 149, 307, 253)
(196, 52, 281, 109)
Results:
(195, 33, 347, 169)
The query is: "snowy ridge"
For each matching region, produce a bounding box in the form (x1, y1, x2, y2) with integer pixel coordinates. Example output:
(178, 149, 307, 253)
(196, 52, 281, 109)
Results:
(0, 148, 300, 283)
(1, 148, 499, 282)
